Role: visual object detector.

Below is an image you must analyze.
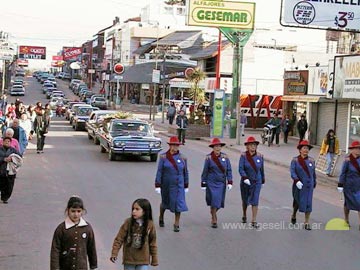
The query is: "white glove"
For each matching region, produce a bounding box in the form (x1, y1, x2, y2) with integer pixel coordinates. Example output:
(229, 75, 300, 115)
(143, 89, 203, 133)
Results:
(227, 184, 232, 191)
(155, 187, 161, 194)
(244, 179, 251, 186)
(201, 187, 206, 191)
(184, 188, 189, 193)
(296, 181, 303, 190)
(337, 187, 343, 193)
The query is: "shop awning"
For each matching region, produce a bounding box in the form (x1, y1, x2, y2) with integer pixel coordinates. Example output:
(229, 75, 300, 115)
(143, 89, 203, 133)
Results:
(281, 95, 323, 103)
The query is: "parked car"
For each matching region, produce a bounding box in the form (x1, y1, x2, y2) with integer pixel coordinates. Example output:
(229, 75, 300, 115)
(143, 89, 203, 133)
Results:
(43, 83, 56, 94)
(44, 78, 57, 87)
(90, 97, 107, 109)
(69, 104, 92, 124)
(62, 73, 71, 80)
(69, 79, 82, 89)
(72, 106, 98, 131)
(86, 110, 118, 144)
(74, 84, 88, 95)
(97, 118, 162, 161)
(49, 97, 64, 110)
(65, 102, 86, 120)
(10, 85, 25, 96)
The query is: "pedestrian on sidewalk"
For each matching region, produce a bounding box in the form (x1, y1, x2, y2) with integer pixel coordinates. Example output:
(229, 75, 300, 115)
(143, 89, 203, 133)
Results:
(205, 106, 213, 125)
(11, 118, 28, 156)
(320, 129, 340, 176)
(297, 114, 308, 142)
(0, 128, 20, 153)
(50, 196, 98, 270)
(290, 140, 317, 230)
(201, 138, 233, 228)
(166, 102, 176, 125)
(176, 110, 188, 145)
(337, 141, 360, 230)
(155, 136, 189, 232)
(281, 114, 292, 144)
(110, 198, 159, 269)
(238, 136, 265, 228)
(239, 111, 247, 136)
(34, 107, 50, 154)
(266, 112, 281, 146)
(0, 137, 21, 204)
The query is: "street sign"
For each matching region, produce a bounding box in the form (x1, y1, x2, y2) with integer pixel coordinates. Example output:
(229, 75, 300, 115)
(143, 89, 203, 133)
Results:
(0, 53, 13, 61)
(152, 69, 160, 83)
(114, 75, 123, 80)
(212, 89, 225, 138)
(280, 0, 360, 32)
(114, 63, 125, 74)
(187, 0, 255, 30)
(88, 69, 95, 74)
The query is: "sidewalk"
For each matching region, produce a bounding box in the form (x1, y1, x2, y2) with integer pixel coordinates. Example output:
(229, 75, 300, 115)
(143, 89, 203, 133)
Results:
(132, 109, 342, 186)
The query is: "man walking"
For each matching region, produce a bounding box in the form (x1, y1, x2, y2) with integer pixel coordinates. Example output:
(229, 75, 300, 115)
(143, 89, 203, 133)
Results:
(297, 114, 308, 142)
(176, 109, 188, 145)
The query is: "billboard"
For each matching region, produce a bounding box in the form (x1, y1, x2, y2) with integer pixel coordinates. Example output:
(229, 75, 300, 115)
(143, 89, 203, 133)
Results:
(333, 55, 360, 99)
(187, 0, 255, 30)
(63, 47, 82, 61)
(283, 70, 309, 95)
(307, 66, 329, 95)
(280, 0, 360, 32)
(18, 46, 46, 59)
(17, 59, 29, 67)
(52, 55, 63, 61)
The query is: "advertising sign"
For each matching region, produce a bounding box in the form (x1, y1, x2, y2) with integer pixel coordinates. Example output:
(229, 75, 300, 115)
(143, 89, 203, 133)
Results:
(307, 66, 328, 95)
(333, 55, 360, 99)
(212, 90, 225, 137)
(281, 0, 360, 32)
(52, 55, 63, 61)
(17, 59, 29, 67)
(63, 47, 82, 61)
(187, 0, 255, 30)
(19, 46, 46, 59)
(283, 70, 308, 95)
(152, 69, 160, 83)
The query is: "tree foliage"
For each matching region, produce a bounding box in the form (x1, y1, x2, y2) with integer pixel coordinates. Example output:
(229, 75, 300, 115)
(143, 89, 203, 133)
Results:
(164, 0, 186, 5)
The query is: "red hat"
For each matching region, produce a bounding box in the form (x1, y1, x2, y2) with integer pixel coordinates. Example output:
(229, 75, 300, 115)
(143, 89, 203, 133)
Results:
(209, 137, 226, 147)
(297, 140, 313, 150)
(244, 136, 259, 145)
(348, 141, 360, 149)
(167, 136, 181, 145)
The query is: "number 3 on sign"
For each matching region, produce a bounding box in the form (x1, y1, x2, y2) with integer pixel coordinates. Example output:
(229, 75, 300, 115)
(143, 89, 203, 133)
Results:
(335, 11, 354, 28)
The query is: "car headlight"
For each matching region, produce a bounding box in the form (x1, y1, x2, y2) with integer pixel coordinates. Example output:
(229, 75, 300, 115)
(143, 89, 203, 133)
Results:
(149, 142, 155, 148)
(155, 141, 161, 147)
(114, 141, 125, 147)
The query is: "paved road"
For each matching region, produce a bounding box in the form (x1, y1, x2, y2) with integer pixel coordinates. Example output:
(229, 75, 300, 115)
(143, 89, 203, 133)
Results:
(0, 77, 359, 270)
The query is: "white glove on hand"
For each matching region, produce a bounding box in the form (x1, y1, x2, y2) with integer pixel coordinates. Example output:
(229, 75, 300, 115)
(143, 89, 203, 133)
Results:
(244, 179, 251, 186)
(201, 187, 206, 191)
(296, 181, 303, 190)
(185, 188, 189, 193)
(227, 184, 233, 191)
(337, 187, 343, 193)
(155, 187, 161, 194)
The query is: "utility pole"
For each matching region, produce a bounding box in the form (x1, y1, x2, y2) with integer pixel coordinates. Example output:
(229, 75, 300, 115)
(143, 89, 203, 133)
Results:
(161, 51, 166, 123)
(89, 41, 93, 90)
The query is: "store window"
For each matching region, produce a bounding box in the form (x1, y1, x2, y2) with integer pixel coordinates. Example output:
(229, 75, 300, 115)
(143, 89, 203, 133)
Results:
(349, 102, 360, 143)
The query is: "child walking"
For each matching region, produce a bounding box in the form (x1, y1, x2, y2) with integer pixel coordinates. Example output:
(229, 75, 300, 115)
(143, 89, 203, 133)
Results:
(50, 196, 98, 270)
(110, 198, 158, 270)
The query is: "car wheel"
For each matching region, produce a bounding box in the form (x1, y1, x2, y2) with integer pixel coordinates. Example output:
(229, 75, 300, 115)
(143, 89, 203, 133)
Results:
(100, 145, 106, 153)
(94, 136, 100, 145)
(108, 150, 116, 161)
(150, 154, 158, 162)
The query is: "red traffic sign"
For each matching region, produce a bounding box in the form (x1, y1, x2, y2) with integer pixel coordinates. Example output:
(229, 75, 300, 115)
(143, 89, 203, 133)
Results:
(114, 63, 125, 74)
(185, 67, 195, 78)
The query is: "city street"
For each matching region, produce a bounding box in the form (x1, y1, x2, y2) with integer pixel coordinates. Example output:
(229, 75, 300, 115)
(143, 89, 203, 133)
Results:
(0, 77, 358, 270)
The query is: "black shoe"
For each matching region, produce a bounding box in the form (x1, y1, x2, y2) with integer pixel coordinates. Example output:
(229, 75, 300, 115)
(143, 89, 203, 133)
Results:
(242, 217, 247, 224)
(159, 219, 164, 227)
(211, 223, 218, 228)
(2, 200, 8, 204)
(250, 222, 259, 229)
(37, 150, 40, 154)
(304, 224, 312, 230)
(291, 217, 296, 224)
(173, 224, 180, 232)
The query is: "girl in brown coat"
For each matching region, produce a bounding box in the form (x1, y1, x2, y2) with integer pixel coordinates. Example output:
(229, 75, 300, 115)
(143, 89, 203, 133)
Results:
(50, 196, 98, 270)
(110, 198, 158, 270)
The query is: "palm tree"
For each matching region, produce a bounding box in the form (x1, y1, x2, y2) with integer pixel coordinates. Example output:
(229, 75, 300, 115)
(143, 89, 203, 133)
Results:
(185, 68, 206, 124)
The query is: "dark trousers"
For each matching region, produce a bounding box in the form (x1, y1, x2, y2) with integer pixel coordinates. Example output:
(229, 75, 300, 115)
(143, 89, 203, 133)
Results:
(284, 131, 289, 143)
(299, 131, 306, 142)
(168, 115, 175, 125)
(271, 132, 280, 145)
(177, 128, 186, 144)
(0, 175, 15, 202)
(37, 132, 46, 151)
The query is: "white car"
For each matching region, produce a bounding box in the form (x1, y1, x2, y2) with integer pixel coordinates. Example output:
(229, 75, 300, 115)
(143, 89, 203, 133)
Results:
(50, 97, 64, 109)
(10, 85, 25, 96)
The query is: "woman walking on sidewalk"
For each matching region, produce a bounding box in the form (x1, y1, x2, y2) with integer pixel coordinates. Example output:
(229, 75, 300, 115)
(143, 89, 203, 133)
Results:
(320, 129, 340, 176)
(238, 136, 265, 228)
(290, 140, 317, 230)
(201, 138, 233, 228)
(33, 107, 49, 154)
(155, 136, 189, 232)
(337, 141, 360, 230)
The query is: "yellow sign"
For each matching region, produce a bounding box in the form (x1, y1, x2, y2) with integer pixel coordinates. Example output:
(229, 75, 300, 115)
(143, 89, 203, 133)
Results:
(187, 0, 255, 29)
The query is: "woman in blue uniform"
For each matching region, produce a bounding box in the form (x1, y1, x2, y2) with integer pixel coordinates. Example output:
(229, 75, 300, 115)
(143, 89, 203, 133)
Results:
(238, 136, 265, 228)
(338, 140, 360, 229)
(155, 136, 189, 232)
(201, 138, 233, 228)
(290, 140, 317, 230)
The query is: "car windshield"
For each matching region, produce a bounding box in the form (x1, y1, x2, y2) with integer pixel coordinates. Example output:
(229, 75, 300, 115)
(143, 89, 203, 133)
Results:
(95, 98, 106, 102)
(112, 122, 149, 134)
(78, 108, 93, 116)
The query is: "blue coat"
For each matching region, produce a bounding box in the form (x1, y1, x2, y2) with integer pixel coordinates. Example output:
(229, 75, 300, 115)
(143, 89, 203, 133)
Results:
(201, 152, 232, 208)
(290, 156, 317, 213)
(238, 151, 265, 206)
(155, 152, 189, 213)
(339, 155, 360, 211)
(15, 126, 28, 156)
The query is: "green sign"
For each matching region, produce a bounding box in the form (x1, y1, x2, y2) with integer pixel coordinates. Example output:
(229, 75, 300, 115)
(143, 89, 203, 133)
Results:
(212, 90, 225, 137)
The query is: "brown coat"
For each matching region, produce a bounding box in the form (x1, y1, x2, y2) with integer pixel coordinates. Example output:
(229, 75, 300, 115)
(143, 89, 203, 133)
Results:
(50, 219, 97, 270)
(111, 218, 158, 266)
